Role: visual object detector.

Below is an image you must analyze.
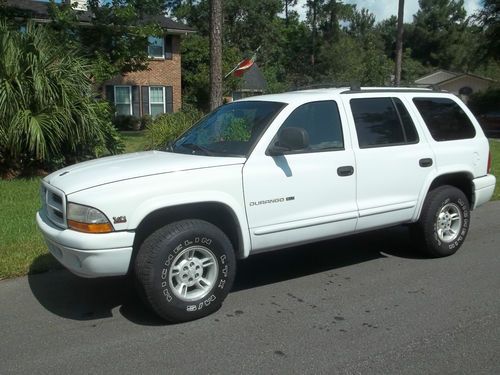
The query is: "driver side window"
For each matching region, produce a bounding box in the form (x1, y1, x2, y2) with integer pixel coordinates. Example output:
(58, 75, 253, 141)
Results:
(278, 100, 344, 152)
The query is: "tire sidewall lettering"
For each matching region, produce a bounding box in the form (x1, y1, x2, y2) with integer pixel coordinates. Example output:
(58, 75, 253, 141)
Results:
(432, 194, 469, 252)
(158, 235, 231, 311)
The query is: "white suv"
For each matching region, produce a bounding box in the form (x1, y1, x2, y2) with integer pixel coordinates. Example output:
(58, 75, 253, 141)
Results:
(37, 87, 496, 322)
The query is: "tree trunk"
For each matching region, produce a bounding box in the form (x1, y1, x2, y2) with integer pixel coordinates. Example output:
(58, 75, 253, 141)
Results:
(311, 0, 317, 72)
(394, 0, 405, 86)
(209, 0, 223, 110)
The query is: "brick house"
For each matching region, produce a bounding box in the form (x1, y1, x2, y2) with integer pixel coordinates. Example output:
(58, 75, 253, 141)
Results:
(4, 0, 194, 115)
(103, 17, 194, 116)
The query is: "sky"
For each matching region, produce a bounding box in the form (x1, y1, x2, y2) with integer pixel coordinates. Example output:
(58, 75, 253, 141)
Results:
(294, 0, 483, 23)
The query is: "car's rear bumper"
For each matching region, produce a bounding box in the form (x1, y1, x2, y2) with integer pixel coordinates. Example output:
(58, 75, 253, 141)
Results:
(472, 174, 496, 209)
(36, 211, 134, 278)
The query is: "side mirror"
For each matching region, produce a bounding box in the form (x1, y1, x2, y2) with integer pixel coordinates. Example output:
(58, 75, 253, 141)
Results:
(268, 127, 310, 155)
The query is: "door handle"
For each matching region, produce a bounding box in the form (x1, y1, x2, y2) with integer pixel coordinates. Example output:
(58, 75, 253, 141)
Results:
(337, 166, 354, 176)
(419, 158, 433, 167)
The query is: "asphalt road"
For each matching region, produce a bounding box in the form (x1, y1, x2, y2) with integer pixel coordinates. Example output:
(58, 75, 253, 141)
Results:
(1, 202, 499, 374)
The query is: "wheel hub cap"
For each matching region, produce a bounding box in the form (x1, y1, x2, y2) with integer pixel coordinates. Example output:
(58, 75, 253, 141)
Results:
(168, 245, 218, 301)
(436, 203, 462, 243)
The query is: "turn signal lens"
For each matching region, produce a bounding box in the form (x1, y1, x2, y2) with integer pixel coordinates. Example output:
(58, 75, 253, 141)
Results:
(67, 220, 114, 233)
(67, 203, 114, 233)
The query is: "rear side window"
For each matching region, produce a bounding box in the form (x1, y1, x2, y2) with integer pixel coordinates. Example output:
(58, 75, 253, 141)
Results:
(350, 97, 419, 148)
(413, 98, 476, 141)
(279, 100, 344, 151)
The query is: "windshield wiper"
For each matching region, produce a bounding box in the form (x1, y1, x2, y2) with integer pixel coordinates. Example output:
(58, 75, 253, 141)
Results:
(179, 143, 214, 156)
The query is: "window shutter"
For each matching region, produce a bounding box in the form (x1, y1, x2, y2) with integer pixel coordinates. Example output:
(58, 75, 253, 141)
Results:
(164, 35, 173, 59)
(165, 86, 173, 113)
(132, 86, 140, 117)
(105, 85, 114, 104)
(142, 86, 150, 115)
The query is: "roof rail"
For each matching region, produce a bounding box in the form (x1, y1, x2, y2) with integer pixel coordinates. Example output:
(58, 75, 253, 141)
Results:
(340, 85, 445, 94)
(291, 83, 347, 91)
(291, 82, 445, 93)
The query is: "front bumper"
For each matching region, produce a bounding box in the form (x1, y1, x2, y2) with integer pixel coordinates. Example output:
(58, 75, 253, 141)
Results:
(36, 211, 134, 278)
(472, 174, 496, 209)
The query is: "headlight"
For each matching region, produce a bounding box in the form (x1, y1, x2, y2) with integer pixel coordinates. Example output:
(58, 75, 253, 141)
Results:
(67, 203, 114, 233)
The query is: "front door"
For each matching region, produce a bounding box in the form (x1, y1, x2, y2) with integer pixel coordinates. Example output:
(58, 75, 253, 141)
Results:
(242, 100, 358, 252)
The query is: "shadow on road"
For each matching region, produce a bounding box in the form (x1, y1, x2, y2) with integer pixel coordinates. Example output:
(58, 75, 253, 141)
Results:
(28, 225, 424, 325)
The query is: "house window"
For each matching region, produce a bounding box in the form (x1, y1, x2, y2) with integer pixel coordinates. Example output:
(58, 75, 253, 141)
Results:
(148, 36, 164, 58)
(114, 86, 132, 116)
(150, 86, 165, 117)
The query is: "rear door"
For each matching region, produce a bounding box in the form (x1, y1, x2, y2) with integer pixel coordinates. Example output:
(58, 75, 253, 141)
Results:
(342, 95, 436, 231)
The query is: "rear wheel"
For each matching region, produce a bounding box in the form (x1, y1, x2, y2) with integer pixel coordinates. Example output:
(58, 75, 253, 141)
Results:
(414, 185, 470, 257)
(134, 219, 236, 322)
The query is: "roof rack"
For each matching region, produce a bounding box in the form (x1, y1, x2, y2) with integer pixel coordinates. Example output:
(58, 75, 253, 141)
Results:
(290, 83, 347, 91)
(341, 83, 445, 94)
(291, 82, 445, 94)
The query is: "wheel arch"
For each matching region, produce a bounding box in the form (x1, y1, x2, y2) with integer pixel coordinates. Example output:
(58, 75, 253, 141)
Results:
(129, 202, 247, 274)
(415, 171, 474, 220)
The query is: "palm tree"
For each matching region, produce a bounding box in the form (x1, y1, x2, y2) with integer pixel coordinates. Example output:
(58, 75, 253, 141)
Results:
(0, 20, 121, 174)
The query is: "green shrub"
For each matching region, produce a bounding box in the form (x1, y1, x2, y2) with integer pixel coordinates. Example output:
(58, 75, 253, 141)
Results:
(147, 108, 203, 150)
(140, 115, 153, 130)
(113, 115, 141, 131)
(468, 89, 500, 115)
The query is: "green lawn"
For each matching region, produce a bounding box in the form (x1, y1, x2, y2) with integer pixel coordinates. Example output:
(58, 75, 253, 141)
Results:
(0, 139, 499, 280)
(489, 139, 500, 200)
(0, 179, 59, 279)
(119, 131, 149, 153)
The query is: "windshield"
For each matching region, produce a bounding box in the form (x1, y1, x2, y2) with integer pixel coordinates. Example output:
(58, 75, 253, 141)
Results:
(171, 101, 286, 157)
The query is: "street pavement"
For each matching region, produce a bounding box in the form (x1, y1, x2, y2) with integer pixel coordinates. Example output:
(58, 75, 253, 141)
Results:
(1, 202, 499, 374)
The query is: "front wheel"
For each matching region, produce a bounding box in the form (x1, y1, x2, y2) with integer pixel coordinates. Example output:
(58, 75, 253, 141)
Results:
(414, 185, 470, 257)
(134, 219, 236, 322)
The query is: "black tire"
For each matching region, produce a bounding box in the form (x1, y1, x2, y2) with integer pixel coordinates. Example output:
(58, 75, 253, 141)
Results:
(134, 219, 236, 322)
(414, 185, 470, 257)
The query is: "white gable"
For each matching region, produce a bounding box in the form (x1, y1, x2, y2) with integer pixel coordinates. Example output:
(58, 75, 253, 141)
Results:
(415, 70, 458, 85)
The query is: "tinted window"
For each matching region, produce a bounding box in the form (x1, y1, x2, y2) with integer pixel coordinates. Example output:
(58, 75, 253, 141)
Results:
(413, 98, 476, 141)
(351, 98, 406, 148)
(279, 101, 344, 151)
(394, 98, 419, 143)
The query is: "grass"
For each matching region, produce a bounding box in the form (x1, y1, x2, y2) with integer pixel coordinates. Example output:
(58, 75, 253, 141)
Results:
(119, 131, 149, 153)
(0, 138, 498, 280)
(0, 179, 59, 279)
(0, 133, 150, 280)
(489, 139, 500, 200)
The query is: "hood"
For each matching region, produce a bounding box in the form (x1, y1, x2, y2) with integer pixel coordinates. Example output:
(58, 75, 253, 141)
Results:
(45, 151, 245, 194)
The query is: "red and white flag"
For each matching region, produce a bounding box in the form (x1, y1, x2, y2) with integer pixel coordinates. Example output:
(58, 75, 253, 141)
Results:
(225, 46, 261, 78)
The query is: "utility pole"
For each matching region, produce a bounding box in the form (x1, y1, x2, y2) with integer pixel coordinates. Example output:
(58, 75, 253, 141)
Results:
(209, 0, 223, 110)
(394, 0, 405, 86)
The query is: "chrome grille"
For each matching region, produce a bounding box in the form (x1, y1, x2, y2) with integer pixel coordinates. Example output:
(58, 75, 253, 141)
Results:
(41, 182, 67, 228)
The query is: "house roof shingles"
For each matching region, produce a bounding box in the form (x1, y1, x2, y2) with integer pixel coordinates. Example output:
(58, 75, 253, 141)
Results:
(4, 0, 194, 32)
(415, 70, 495, 86)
